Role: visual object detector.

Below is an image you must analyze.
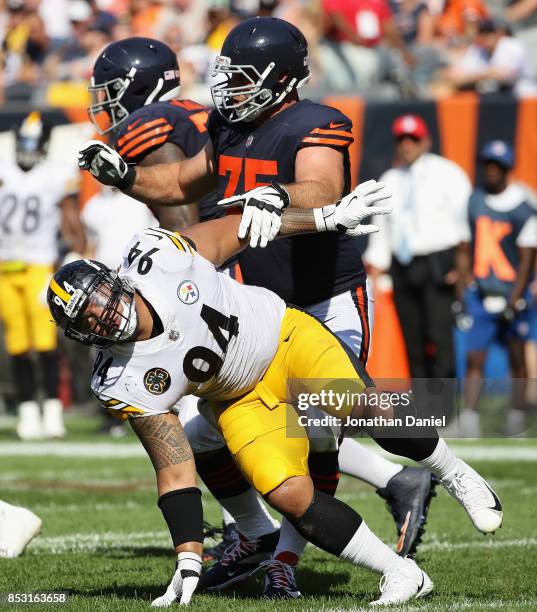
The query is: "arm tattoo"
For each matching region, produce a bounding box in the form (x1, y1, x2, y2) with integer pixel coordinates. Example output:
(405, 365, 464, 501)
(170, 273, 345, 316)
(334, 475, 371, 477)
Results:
(130, 414, 193, 471)
(280, 208, 317, 236)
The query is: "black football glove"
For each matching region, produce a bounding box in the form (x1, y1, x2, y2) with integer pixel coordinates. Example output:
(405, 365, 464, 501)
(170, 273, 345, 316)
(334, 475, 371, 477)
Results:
(78, 140, 136, 191)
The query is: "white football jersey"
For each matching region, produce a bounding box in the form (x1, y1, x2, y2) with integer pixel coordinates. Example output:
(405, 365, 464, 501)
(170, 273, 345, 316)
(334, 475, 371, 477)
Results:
(91, 228, 286, 417)
(0, 159, 78, 265)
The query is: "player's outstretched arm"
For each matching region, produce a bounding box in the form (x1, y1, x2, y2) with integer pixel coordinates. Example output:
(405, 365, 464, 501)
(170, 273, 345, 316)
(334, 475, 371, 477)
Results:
(78, 140, 217, 208)
(129, 413, 203, 606)
(217, 179, 391, 248)
(182, 180, 392, 265)
(139, 142, 199, 230)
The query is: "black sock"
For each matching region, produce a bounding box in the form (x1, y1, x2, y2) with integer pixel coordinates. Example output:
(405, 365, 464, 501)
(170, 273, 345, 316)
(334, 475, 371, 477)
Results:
(287, 489, 363, 556)
(11, 353, 36, 402)
(38, 350, 59, 399)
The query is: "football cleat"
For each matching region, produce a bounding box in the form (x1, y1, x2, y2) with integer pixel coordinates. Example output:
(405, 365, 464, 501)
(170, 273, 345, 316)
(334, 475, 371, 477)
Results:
(376, 467, 437, 557)
(199, 529, 280, 591)
(0, 501, 42, 558)
(261, 553, 301, 599)
(16, 401, 43, 441)
(440, 459, 503, 533)
(370, 557, 433, 606)
(203, 521, 240, 563)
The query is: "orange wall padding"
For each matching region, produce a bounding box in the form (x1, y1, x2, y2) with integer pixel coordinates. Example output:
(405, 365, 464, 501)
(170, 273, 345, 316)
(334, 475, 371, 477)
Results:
(368, 288, 410, 380)
(514, 97, 537, 191)
(437, 92, 479, 182)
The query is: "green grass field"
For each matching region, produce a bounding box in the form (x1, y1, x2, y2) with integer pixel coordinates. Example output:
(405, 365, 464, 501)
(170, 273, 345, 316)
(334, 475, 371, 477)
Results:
(1, 416, 536, 611)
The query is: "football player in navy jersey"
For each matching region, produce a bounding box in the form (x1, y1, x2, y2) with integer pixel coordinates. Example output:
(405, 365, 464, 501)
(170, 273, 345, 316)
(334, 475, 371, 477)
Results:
(89, 37, 207, 233)
(79, 18, 445, 597)
(88, 36, 280, 558)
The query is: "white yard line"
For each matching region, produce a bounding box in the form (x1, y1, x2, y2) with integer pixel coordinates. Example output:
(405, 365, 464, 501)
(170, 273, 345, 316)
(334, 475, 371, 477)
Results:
(1, 442, 537, 460)
(0, 442, 146, 458)
(27, 532, 537, 555)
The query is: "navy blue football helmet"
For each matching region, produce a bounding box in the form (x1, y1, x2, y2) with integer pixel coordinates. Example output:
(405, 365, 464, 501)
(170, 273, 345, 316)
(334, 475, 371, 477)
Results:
(211, 17, 310, 124)
(89, 37, 181, 134)
(14, 111, 51, 172)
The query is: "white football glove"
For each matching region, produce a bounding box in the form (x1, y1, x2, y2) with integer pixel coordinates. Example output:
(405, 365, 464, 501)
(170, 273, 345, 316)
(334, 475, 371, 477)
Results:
(218, 183, 290, 249)
(77, 140, 136, 190)
(151, 552, 202, 607)
(314, 179, 392, 236)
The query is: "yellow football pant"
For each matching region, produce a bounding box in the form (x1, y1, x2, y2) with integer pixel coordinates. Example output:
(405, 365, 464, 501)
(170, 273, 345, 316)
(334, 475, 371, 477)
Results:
(0, 264, 57, 355)
(212, 307, 369, 495)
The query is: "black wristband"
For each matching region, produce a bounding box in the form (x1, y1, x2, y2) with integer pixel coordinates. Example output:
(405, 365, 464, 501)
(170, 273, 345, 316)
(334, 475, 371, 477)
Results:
(116, 165, 136, 192)
(158, 487, 203, 547)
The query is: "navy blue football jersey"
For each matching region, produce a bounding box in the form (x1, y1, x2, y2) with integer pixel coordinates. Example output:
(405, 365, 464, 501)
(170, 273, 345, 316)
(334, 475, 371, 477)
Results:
(469, 186, 536, 297)
(208, 99, 366, 306)
(114, 100, 220, 222)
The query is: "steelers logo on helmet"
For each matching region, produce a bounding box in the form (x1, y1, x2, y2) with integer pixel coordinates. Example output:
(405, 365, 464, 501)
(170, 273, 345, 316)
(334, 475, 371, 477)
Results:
(211, 16, 310, 124)
(144, 367, 171, 395)
(47, 259, 138, 348)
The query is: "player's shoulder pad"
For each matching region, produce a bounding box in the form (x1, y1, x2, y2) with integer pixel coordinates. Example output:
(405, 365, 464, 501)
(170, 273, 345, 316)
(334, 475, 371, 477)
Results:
(291, 100, 353, 150)
(120, 227, 197, 273)
(115, 100, 210, 162)
(115, 103, 176, 162)
(141, 227, 196, 252)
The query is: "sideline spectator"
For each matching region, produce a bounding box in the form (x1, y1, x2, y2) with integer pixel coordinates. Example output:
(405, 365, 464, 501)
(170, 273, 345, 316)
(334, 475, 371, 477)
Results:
(319, 0, 415, 95)
(365, 114, 471, 380)
(455, 141, 537, 437)
(389, 0, 446, 94)
(390, 0, 434, 45)
(1, 0, 48, 99)
(505, 0, 537, 78)
(434, 17, 536, 96)
(435, 0, 489, 43)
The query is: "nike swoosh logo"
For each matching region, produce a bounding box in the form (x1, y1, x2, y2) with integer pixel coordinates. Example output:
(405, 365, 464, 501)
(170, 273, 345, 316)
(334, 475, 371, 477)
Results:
(485, 483, 502, 511)
(329, 121, 347, 129)
(418, 571, 425, 592)
(127, 118, 143, 131)
(283, 333, 292, 342)
(396, 511, 411, 554)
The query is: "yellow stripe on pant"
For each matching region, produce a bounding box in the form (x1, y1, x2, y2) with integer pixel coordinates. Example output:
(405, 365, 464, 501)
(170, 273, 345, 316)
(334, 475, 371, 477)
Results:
(211, 307, 369, 495)
(0, 264, 57, 355)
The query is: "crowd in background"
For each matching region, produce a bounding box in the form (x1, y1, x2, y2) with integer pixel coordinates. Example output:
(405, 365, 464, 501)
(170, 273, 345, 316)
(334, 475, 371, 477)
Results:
(0, 0, 536, 437)
(1, 0, 537, 105)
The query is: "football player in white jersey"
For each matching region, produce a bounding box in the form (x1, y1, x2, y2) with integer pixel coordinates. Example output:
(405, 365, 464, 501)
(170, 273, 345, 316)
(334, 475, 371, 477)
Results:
(47, 188, 502, 607)
(0, 112, 86, 439)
